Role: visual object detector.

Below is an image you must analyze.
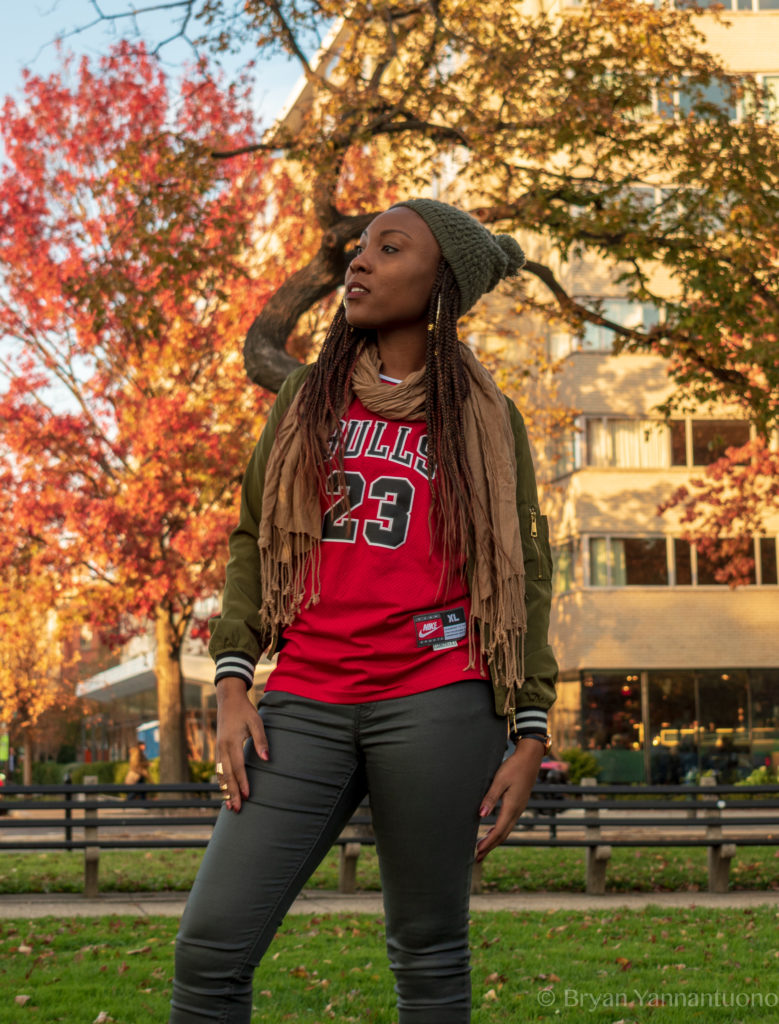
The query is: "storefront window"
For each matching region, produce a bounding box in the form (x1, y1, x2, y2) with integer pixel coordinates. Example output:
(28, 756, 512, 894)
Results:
(648, 671, 698, 783)
(581, 672, 642, 751)
(750, 669, 779, 767)
(698, 670, 751, 781)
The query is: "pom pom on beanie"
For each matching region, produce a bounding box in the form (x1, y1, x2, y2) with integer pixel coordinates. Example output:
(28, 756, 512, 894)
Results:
(394, 198, 526, 316)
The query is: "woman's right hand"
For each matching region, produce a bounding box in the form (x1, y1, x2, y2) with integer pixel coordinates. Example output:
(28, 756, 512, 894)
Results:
(215, 677, 269, 813)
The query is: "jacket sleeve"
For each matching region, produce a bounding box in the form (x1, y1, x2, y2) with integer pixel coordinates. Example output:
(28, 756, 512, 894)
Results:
(506, 396, 559, 726)
(207, 364, 313, 684)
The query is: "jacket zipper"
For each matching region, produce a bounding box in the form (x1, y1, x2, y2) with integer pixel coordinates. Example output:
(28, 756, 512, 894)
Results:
(529, 505, 543, 579)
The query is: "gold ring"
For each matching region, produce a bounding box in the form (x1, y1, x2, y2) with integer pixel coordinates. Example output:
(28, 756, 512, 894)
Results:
(215, 762, 224, 775)
(219, 782, 229, 791)
(221, 791, 230, 801)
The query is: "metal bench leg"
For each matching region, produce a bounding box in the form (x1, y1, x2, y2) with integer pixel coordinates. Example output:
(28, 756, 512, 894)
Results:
(708, 844, 736, 894)
(339, 842, 361, 894)
(84, 807, 99, 898)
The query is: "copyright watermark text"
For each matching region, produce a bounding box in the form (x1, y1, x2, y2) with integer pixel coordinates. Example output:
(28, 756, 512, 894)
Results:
(536, 988, 777, 1011)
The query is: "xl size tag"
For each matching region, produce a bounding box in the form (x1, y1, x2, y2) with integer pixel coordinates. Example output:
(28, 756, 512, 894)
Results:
(413, 607, 467, 651)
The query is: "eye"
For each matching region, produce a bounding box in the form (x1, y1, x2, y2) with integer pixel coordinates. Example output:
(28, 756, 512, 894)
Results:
(351, 244, 364, 256)
(382, 244, 398, 253)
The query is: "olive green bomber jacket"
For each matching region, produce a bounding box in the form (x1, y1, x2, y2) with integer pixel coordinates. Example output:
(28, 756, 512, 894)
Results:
(208, 364, 558, 721)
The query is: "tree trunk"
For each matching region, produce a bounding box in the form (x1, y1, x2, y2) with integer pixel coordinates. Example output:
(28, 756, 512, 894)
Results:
(154, 607, 189, 783)
(22, 736, 32, 785)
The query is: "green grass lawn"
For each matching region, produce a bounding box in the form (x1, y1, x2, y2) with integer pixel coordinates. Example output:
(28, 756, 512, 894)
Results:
(1, 844, 777, 895)
(1, 907, 778, 1023)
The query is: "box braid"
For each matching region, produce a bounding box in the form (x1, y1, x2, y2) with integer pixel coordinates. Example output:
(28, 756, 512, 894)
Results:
(422, 261, 476, 575)
(295, 261, 476, 570)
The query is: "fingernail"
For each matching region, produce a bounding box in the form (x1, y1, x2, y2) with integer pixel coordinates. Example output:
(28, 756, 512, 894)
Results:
(260, 749, 269, 762)
(479, 805, 488, 817)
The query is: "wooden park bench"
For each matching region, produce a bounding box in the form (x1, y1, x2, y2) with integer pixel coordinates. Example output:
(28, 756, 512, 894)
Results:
(1, 778, 777, 897)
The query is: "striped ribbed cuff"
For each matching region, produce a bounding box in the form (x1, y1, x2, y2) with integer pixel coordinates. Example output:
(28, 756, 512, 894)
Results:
(214, 652, 256, 689)
(512, 706, 549, 736)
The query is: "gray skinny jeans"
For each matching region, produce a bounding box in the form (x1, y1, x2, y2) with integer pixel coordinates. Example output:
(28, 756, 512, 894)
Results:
(170, 681, 507, 1024)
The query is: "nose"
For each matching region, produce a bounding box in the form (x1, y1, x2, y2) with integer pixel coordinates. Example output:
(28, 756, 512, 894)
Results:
(348, 246, 371, 275)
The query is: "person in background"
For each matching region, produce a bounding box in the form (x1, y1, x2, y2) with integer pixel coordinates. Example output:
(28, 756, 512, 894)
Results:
(125, 740, 150, 799)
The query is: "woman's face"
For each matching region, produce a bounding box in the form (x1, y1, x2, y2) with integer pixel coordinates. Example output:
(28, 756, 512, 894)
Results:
(343, 206, 441, 334)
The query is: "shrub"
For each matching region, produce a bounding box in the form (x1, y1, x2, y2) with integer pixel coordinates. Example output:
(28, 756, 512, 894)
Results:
(559, 748, 601, 785)
(31, 761, 66, 784)
(189, 760, 216, 783)
(737, 764, 778, 787)
(66, 762, 116, 784)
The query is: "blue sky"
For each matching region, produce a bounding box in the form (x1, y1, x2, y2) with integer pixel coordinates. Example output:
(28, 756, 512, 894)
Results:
(0, 0, 303, 124)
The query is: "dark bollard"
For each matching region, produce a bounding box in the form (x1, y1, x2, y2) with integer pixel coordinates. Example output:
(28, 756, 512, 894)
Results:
(64, 772, 73, 849)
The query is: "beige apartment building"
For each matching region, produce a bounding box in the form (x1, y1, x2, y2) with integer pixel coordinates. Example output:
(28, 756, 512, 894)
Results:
(539, 0, 779, 782)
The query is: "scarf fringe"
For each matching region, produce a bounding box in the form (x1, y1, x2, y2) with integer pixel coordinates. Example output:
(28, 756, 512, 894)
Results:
(259, 531, 321, 651)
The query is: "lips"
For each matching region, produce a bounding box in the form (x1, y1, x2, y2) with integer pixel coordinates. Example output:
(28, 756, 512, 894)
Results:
(345, 280, 370, 298)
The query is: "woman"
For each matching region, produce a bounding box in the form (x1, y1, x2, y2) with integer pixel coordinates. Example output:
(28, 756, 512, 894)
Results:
(171, 198, 558, 1023)
(124, 740, 150, 800)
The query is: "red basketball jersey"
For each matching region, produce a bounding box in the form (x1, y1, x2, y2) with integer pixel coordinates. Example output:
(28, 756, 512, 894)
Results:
(265, 395, 487, 702)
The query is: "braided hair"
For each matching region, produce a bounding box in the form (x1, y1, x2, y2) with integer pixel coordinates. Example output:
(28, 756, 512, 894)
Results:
(295, 261, 475, 572)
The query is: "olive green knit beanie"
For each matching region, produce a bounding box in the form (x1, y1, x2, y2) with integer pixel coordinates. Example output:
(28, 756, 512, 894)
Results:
(394, 198, 526, 316)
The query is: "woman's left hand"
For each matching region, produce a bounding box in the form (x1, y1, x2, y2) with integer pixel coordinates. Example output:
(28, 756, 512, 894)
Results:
(475, 739, 546, 862)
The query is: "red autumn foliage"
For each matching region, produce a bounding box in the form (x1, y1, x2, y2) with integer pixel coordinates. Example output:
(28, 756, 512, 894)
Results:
(0, 42, 302, 778)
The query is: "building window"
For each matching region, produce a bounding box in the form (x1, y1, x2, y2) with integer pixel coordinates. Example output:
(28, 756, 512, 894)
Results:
(669, 418, 750, 466)
(589, 536, 669, 586)
(760, 537, 778, 585)
(677, 1, 779, 12)
(553, 542, 575, 594)
(550, 300, 659, 357)
(762, 76, 779, 122)
(657, 74, 737, 121)
(580, 299, 659, 352)
(674, 539, 692, 585)
(547, 429, 581, 479)
(696, 545, 738, 585)
(586, 418, 671, 468)
(691, 420, 750, 465)
(671, 538, 778, 586)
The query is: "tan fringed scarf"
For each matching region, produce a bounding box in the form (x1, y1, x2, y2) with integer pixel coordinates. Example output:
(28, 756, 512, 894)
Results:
(258, 344, 527, 711)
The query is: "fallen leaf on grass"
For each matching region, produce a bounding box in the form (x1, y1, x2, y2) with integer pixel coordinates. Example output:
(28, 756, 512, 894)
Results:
(485, 971, 508, 984)
(17, 944, 32, 955)
(127, 946, 151, 956)
(15, 995, 31, 1006)
(483, 989, 499, 1001)
(93, 1013, 115, 1023)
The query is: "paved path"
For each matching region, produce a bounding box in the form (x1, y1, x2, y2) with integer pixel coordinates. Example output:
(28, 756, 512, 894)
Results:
(1, 889, 777, 920)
